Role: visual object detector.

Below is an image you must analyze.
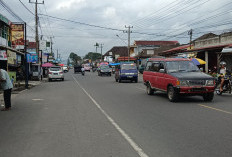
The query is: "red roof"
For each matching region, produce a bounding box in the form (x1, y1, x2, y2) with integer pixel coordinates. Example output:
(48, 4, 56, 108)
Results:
(117, 57, 136, 61)
(162, 45, 189, 53)
(27, 42, 36, 49)
(134, 40, 179, 46)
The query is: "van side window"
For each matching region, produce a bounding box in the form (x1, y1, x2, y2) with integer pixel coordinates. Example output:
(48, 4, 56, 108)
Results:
(151, 62, 160, 72)
(159, 62, 164, 70)
(145, 62, 152, 71)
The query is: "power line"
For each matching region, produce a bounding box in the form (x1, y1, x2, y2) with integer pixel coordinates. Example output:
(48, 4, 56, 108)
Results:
(18, 0, 34, 15)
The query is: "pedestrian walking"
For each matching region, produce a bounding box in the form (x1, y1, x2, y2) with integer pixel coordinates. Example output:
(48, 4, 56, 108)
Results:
(0, 69, 13, 111)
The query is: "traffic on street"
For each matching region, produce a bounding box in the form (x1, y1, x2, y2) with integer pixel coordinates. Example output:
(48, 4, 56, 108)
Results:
(1, 0, 232, 157)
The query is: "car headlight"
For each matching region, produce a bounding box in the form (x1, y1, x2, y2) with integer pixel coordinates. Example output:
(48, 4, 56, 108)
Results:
(206, 80, 214, 86)
(121, 73, 126, 75)
(177, 80, 188, 86)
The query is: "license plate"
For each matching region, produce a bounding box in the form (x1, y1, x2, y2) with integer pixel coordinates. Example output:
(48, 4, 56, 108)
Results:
(127, 76, 133, 78)
(191, 88, 206, 92)
(53, 73, 58, 75)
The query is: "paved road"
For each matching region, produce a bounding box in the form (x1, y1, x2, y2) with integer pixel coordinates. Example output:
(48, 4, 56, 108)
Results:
(1, 71, 232, 157)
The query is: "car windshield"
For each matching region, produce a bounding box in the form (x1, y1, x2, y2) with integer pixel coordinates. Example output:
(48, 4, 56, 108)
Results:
(121, 64, 137, 70)
(166, 61, 200, 73)
(50, 67, 61, 71)
(101, 66, 110, 70)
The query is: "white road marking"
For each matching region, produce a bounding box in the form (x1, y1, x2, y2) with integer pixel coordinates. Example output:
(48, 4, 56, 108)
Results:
(72, 75, 149, 157)
(32, 99, 44, 101)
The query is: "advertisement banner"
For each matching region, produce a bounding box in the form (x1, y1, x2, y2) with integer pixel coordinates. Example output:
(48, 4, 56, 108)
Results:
(40, 40, 47, 51)
(0, 50, 7, 60)
(7, 50, 16, 65)
(27, 52, 38, 63)
(11, 24, 24, 49)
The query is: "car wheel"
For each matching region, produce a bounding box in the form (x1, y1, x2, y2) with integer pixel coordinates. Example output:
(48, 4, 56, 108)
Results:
(48, 78, 51, 82)
(167, 86, 179, 102)
(146, 83, 154, 95)
(61, 78, 64, 81)
(203, 92, 214, 102)
(119, 79, 121, 83)
(109, 74, 111, 76)
(115, 78, 118, 82)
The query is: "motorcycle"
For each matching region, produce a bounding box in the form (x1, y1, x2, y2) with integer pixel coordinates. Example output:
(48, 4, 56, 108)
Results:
(215, 74, 232, 95)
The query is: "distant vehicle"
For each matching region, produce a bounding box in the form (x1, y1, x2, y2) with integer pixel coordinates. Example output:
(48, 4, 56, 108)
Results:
(115, 62, 138, 83)
(98, 65, 111, 76)
(84, 64, 91, 72)
(63, 66, 69, 73)
(74, 65, 85, 75)
(48, 66, 64, 81)
(143, 58, 215, 102)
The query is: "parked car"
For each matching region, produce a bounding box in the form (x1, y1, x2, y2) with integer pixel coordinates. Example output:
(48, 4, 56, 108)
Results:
(143, 58, 215, 102)
(115, 62, 138, 83)
(98, 65, 111, 76)
(63, 66, 69, 73)
(48, 66, 64, 81)
(84, 64, 91, 72)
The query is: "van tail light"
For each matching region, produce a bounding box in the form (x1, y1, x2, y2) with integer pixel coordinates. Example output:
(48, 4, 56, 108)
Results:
(49, 72, 52, 74)
(60, 72, 63, 74)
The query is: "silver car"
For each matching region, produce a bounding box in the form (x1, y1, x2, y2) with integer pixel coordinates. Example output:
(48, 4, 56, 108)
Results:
(48, 66, 64, 81)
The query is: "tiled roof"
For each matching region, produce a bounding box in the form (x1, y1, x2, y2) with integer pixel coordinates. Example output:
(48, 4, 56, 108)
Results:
(104, 46, 128, 57)
(134, 40, 179, 46)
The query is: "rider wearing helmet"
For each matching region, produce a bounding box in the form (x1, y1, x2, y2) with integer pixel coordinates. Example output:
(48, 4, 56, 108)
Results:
(218, 61, 227, 92)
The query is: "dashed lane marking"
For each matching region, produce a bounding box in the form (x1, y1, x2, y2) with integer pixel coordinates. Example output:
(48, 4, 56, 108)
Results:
(72, 75, 149, 157)
(198, 104, 232, 115)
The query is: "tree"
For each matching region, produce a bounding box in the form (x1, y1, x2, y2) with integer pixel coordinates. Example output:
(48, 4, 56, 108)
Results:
(84, 52, 101, 61)
(69, 52, 82, 65)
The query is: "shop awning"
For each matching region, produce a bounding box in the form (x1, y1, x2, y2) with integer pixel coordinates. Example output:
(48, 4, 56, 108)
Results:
(221, 47, 232, 53)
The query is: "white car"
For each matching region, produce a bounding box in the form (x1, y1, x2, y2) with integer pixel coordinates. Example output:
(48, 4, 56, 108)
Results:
(48, 66, 64, 81)
(63, 66, 69, 72)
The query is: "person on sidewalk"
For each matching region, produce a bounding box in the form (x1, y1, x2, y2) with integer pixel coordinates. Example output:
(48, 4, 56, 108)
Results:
(0, 69, 13, 111)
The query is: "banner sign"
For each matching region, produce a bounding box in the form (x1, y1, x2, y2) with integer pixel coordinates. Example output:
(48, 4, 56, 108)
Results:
(40, 40, 47, 50)
(11, 24, 24, 49)
(0, 50, 7, 60)
(27, 52, 38, 63)
(7, 50, 16, 65)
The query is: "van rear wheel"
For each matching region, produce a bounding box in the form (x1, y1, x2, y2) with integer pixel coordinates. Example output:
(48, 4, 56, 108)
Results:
(146, 84, 154, 95)
(167, 86, 178, 102)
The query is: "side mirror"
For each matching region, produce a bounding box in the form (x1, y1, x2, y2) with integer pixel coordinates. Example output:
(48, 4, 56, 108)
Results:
(159, 69, 165, 73)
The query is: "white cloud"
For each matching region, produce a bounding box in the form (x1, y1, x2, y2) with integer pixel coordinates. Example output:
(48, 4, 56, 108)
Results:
(103, 7, 116, 19)
(56, 0, 86, 10)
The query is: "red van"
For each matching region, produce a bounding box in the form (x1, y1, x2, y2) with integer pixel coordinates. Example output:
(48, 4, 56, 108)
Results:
(143, 58, 215, 102)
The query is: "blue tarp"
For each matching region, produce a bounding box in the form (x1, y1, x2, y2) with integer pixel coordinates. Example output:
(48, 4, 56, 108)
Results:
(109, 63, 120, 66)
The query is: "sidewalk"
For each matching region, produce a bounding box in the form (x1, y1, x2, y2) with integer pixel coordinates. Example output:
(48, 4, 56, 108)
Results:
(0, 78, 47, 106)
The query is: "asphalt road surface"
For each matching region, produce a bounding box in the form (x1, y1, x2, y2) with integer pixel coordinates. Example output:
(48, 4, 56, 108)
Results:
(1, 71, 232, 157)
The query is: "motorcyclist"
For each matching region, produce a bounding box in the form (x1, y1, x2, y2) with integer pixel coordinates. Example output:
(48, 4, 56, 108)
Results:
(218, 61, 229, 92)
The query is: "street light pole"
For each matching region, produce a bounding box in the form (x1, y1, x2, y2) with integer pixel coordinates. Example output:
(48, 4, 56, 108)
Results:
(124, 25, 133, 62)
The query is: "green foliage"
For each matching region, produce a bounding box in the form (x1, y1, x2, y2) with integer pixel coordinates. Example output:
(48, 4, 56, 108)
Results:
(69, 52, 82, 65)
(84, 52, 101, 61)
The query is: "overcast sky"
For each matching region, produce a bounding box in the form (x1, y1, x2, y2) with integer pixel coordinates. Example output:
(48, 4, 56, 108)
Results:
(1, 0, 232, 61)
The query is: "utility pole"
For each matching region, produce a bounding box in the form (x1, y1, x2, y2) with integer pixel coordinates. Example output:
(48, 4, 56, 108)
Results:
(188, 29, 193, 49)
(50, 36, 53, 56)
(124, 25, 133, 61)
(100, 43, 104, 62)
(29, 0, 44, 79)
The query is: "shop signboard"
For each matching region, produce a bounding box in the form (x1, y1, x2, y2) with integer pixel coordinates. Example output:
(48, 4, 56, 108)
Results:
(7, 50, 16, 65)
(27, 52, 38, 63)
(0, 50, 7, 60)
(40, 40, 47, 51)
(11, 24, 24, 49)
